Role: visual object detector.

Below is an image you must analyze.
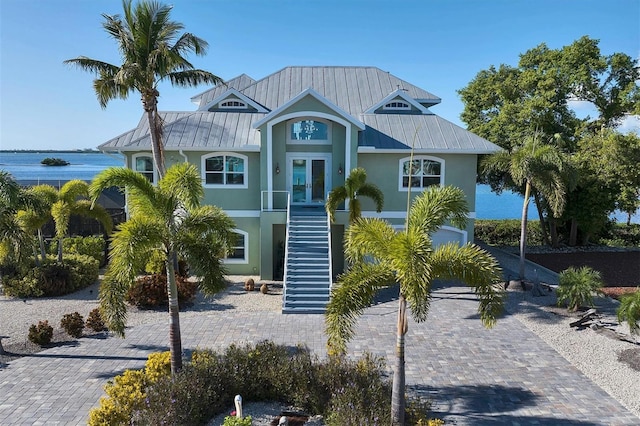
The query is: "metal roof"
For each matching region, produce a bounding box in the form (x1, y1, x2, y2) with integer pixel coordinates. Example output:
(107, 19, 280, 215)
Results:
(99, 66, 499, 154)
(99, 111, 263, 151)
(359, 114, 499, 153)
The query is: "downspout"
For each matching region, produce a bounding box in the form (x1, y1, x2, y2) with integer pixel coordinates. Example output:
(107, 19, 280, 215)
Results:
(179, 150, 188, 163)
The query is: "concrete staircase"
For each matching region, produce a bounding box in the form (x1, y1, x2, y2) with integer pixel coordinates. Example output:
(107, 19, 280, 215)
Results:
(282, 211, 332, 314)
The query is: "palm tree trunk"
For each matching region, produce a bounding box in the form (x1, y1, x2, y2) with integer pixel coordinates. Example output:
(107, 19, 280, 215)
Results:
(549, 218, 560, 248)
(569, 217, 578, 246)
(391, 293, 408, 426)
(38, 228, 46, 260)
(142, 90, 166, 179)
(166, 252, 182, 374)
(532, 192, 550, 246)
(519, 182, 531, 281)
(57, 237, 63, 263)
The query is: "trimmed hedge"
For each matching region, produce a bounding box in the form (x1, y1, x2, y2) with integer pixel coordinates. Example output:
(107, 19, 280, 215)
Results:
(50, 236, 106, 265)
(474, 219, 544, 246)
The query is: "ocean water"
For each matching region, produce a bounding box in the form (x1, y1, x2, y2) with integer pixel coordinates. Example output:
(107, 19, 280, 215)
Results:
(1, 151, 637, 223)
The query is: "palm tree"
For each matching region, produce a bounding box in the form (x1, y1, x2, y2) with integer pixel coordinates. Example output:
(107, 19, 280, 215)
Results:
(326, 167, 384, 223)
(16, 185, 58, 264)
(90, 163, 235, 373)
(0, 172, 31, 268)
(65, 0, 223, 178)
(325, 185, 504, 425)
(50, 180, 113, 263)
(481, 135, 567, 282)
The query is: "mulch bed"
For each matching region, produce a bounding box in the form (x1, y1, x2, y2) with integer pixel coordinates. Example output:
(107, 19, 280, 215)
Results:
(527, 251, 640, 287)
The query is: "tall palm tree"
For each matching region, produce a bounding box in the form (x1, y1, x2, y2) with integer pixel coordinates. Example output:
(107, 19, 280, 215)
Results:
(0, 172, 31, 268)
(325, 185, 504, 425)
(90, 163, 235, 373)
(65, 0, 223, 178)
(325, 167, 384, 223)
(50, 180, 113, 263)
(481, 135, 567, 281)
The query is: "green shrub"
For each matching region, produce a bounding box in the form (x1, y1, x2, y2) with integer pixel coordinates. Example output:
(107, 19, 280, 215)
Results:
(126, 274, 197, 308)
(474, 219, 543, 246)
(2, 254, 98, 298)
(222, 415, 253, 426)
(556, 266, 604, 311)
(617, 289, 640, 335)
(50, 236, 106, 265)
(597, 223, 640, 247)
(60, 312, 84, 338)
(85, 308, 107, 332)
(28, 320, 53, 345)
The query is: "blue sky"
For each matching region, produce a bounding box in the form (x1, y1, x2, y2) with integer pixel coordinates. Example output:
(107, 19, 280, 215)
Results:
(1, 0, 638, 151)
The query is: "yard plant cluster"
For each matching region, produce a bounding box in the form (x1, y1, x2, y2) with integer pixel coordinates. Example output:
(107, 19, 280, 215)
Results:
(89, 341, 441, 426)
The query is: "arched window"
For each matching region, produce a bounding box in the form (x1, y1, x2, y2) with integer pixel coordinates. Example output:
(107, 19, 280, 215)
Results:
(202, 153, 248, 188)
(383, 101, 411, 111)
(224, 229, 248, 264)
(399, 156, 443, 191)
(287, 119, 330, 144)
(132, 154, 155, 183)
(219, 99, 247, 109)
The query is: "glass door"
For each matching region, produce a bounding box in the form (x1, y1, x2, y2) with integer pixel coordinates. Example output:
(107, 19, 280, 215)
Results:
(288, 155, 329, 205)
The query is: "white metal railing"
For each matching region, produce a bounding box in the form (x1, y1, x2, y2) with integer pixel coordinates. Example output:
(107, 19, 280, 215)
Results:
(326, 192, 334, 291)
(261, 190, 290, 212)
(282, 192, 291, 310)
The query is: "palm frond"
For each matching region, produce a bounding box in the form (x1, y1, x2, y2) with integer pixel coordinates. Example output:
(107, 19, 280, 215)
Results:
(429, 243, 505, 328)
(58, 180, 90, 203)
(343, 217, 396, 263)
(325, 262, 396, 354)
(326, 186, 348, 222)
(90, 167, 158, 215)
(158, 162, 203, 210)
(408, 185, 468, 234)
(72, 200, 114, 235)
(99, 273, 128, 337)
(357, 183, 384, 213)
(167, 69, 224, 88)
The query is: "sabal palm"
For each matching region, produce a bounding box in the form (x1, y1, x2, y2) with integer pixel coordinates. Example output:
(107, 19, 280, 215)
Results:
(326, 167, 384, 223)
(325, 185, 504, 425)
(90, 163, 235, 374)
(65, 0, 223, 178)
(50, 180, 113, 263)
(482, 135, 567, 281)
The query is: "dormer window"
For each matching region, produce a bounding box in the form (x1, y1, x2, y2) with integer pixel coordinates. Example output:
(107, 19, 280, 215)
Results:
(219, 99, 247, 109)
(383, 101, 411, 111)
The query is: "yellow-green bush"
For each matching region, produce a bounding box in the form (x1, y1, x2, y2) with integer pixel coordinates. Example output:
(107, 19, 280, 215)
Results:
(88, 352, 171, 425)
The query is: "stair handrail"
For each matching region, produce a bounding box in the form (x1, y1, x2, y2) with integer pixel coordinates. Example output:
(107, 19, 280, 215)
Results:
(326, 194, 333, 292)
(282, 191, 291, 310)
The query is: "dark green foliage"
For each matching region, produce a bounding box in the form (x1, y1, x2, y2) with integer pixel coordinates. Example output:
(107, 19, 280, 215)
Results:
(41, 157, 70, 166)
(557, 266, 604, 311)
(597, 223, 640, 247)
(126, 274, 197, 308)
(474, 219, 543, 246)
(137, 341, 393, 425)
(85, 308, 107, 332)
(3, 254, 98, 297)
(144, 250, 189, 277)
(60, 312, 84, 338)
(28, 320, 53, 345)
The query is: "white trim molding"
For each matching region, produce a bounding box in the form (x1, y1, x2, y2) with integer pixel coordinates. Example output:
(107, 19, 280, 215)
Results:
(201, 152, 249, 189)
(398, 155, 445, 192)
(223, 229, 249, 264)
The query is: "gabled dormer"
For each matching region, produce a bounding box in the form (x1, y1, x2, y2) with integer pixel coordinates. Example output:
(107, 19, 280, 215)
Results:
(199, 87, 270, 113)
(365, 89, 434, 115)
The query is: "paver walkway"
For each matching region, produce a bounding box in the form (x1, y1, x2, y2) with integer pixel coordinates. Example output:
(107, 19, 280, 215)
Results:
(2, 280, 639, 425)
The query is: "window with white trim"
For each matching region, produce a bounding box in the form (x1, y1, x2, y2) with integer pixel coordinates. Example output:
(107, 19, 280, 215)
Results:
(218, 99, 247, 109)
(133, 154, 155, 183)
(202, 153, 247, 188)
(224, 229, 248, 264)
(399, 156, 443, 190)
(287, 119, 330, 143)
(383, 101, 411, 110)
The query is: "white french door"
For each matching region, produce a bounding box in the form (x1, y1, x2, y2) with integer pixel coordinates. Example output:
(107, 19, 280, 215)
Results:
(287, 153, 331, 205)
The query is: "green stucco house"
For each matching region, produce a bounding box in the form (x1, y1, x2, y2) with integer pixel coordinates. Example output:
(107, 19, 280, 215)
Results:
(100, 66, 500, 313)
